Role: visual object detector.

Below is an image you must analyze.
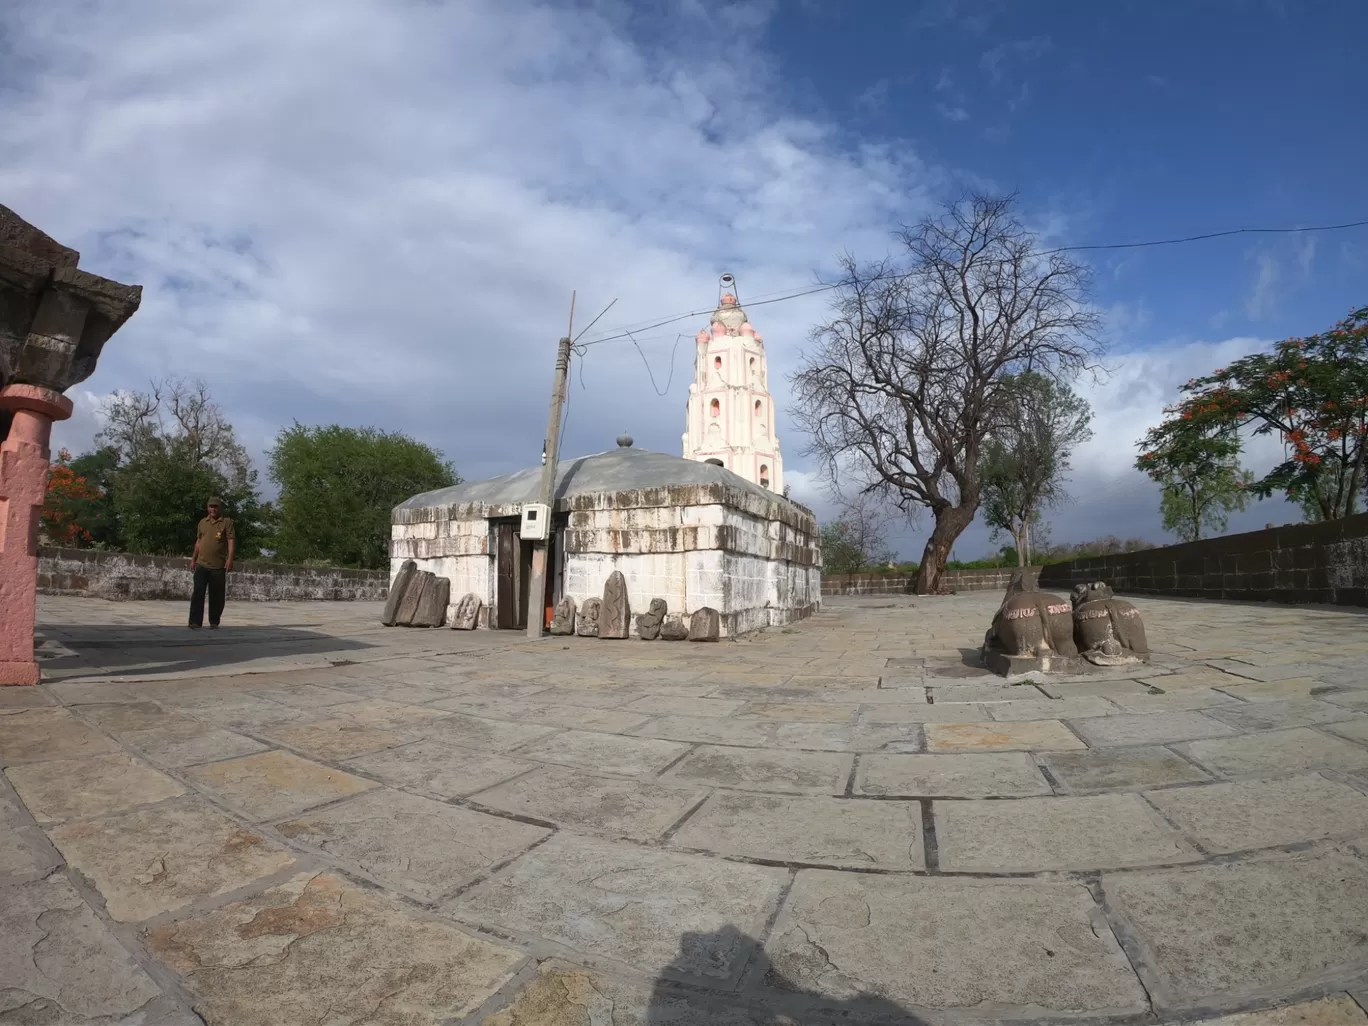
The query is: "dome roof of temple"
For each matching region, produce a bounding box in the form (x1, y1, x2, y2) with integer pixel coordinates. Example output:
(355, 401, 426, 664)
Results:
(396, 444, 780, 512)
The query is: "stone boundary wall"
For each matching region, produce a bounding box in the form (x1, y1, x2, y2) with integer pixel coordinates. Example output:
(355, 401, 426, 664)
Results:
(37, 547, 388, 602)
(822, 567, 1037, 596)
(1037, 513, 1368, 607)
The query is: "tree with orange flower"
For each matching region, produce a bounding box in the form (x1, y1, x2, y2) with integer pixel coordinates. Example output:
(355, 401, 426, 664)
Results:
(1138, 305, 1368, 523)
(41, 449, 105, 547)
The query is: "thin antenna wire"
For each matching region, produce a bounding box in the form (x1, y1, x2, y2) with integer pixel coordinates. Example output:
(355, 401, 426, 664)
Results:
(572, 297, 618, 343)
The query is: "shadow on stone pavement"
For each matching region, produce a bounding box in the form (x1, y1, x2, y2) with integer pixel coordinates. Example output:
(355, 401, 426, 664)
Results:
(35, 624, 376, 679)
(644, 925, 927, 1025)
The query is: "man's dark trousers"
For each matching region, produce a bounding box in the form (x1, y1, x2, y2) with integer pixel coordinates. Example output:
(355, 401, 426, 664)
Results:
(190, 567, 227, 627)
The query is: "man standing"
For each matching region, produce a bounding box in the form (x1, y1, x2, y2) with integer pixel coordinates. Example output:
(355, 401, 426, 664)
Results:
(189, 496, 235, 629)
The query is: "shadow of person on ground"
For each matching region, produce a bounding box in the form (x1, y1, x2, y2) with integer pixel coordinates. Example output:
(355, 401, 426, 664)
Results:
(645, 925, 926, 1025)
(33, 624, 376, 680)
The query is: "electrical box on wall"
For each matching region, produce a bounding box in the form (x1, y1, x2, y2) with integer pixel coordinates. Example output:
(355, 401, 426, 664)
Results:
(520, 503, 551, 540)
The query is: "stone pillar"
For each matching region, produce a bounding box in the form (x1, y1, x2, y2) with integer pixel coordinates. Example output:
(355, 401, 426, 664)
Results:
(0, 203, 142, 685)
(0, 385, 72, 684)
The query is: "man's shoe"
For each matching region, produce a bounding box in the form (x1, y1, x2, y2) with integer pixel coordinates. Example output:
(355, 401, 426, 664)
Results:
(188, 624, 202, 629)
(209, 623, 220, 629)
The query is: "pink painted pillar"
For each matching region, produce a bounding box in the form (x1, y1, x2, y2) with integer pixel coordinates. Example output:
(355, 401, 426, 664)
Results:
(0, 384, 73, 685)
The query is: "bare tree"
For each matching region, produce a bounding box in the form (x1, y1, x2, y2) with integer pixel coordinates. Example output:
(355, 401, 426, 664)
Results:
(98, 377, 253, 488)
(792, 194, 1102, 594)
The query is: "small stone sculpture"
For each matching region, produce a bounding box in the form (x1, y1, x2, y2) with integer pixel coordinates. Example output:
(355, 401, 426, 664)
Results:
(412, 575, 450, 627)
(576, 598, 601, 637)
(382, 560, 417, 625)
(599, 571, 631, 639)
(635, 598, 667, 640)
(659, 615, 689, 641)
(450, 592, 482, 630)
(549, 596, 577, 636)
(688, 606, 720, 642)
(1070, 581, 1149, 665)
(981, 569, 1077, 675)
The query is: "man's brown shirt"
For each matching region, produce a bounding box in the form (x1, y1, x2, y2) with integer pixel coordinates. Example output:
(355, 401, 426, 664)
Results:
(196, 516, 235, 569)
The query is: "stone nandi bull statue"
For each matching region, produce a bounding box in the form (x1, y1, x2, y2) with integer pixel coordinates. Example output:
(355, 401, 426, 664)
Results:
(982, 571, 1148, 675)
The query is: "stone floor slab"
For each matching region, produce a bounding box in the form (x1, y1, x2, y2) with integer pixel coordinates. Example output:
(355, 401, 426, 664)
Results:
(1069, 710, 1239, 747)
(765, 871, 1147, 1013)
(250, 683, 356, 708)
(6, 752, 186, 823)
(1327, 719, 1368, 745)
(936, 793, 1198, 872)
(1216, 676, 1322, 701)
(0, 708, 119, 764)
(1105, 688, 1240, 712)
(73, 700, 198, 734)
(629, 714, 774, 747)
(472, 766, 705, 841)
(1206, 697, 1363, 732)
(1041, 745, 1213, 793)
(661, 745, 852, 795)
(344, 739, 533, 797)
(276, 788, 548, 898)
(1177, 727, 1368, 777)
(422, 712, 559, 752)
(185, 749, 377, 820)
(986, 696, 1122, 721)
(925, 719, 1086, 752)
(512, 728, 691, 776)
(670, 791, 923, 869)
(146, 870, 525, 1026)
(0, 686, 57, 713)
(743, 701, 856, 723)
(1145, 773, 1368, 853)
(855, 751, 1051, 797)
(1037, 678, 1157, 698)
(450, 834, 786, 981)
(856, 701, 993, 723)
(0, 787, 60, 880)
(121, 723, 269, 766)
(768, 721, 919, 753)
(48, 795, 296, 922)
(625, 694, 746, 718)
(0, 872, 193, 1024)
(1194, 995, 1368, 1025)
(327, 697, 451, 730)
(259, 716, 408, 761)
(1103, 845, 1368, 1011)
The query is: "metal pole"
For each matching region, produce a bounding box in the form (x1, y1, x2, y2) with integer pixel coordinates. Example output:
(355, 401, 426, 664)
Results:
(525, 299, 575, 639)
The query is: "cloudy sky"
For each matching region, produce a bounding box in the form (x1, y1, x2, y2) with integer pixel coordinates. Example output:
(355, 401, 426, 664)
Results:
(3, 0, 1365, 561)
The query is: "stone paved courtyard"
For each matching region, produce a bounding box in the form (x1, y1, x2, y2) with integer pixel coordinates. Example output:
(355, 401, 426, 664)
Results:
(4, 593, 1368, 1025)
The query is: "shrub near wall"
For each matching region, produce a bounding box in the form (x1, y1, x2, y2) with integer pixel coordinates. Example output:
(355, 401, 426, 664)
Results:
(1037, 512, 1368, 607)
(37, 547, 388, 602)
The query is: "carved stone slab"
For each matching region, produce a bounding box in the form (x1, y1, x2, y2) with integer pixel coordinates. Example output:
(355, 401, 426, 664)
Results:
(599, 571, 630, 639)
(395, 571, 432, 627)
(549, 597, 577, 636)
(412, 576, 450, 628)
(635, 598, 668, 640)
(576, 598, 601, 637)
(660, 615, 688, 641)
(382, 560, 417, 626)
(450, 592, 482, 631)
(688, 607, 720, 642)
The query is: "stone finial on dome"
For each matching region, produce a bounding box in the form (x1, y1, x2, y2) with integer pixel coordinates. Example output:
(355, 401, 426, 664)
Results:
(695, 329, 709, 345)
(711, 292, 749, 336)
(616, 432, 634, 448)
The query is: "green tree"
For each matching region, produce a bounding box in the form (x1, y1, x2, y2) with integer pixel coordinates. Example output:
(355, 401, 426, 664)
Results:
(96, 378, 268, 556)
(268, 424, 458, 569)
(66, 446, 123, 548)
(1136, 426, 1252, 542)
(1142, 304, 1368, 522)
(979, 372, 1092, 565)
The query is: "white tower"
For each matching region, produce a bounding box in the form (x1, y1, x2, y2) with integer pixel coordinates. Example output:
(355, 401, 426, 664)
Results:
(682, 281, 783, 492)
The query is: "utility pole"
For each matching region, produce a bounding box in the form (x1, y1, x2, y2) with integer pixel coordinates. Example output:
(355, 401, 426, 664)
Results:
(525, 293, 575, 639)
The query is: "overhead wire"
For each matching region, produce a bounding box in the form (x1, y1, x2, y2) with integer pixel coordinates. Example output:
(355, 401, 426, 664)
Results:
(575, 216, 1368, 350)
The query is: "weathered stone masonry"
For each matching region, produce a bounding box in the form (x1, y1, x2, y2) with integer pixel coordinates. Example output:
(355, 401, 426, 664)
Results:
(1039, 512, 1368, 607)
(37, 547, 387, 602)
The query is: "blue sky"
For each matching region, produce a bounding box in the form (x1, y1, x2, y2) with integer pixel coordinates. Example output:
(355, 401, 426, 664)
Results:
(2, 0, 1364, 561)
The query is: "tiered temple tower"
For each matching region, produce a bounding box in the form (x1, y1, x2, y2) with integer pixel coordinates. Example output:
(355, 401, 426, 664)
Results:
(682, 286, 783, 492)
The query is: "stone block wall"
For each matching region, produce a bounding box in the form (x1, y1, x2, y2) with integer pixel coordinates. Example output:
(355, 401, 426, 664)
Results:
(38, 547, 387, 602)
(1037, 513, 1368, 606)
(822, 567, 1035, 596)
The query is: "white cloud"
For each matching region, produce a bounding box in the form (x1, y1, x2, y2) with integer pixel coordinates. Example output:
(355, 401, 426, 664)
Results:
(2, 0, 938, 489)
(1245, 251, 1281, 320)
